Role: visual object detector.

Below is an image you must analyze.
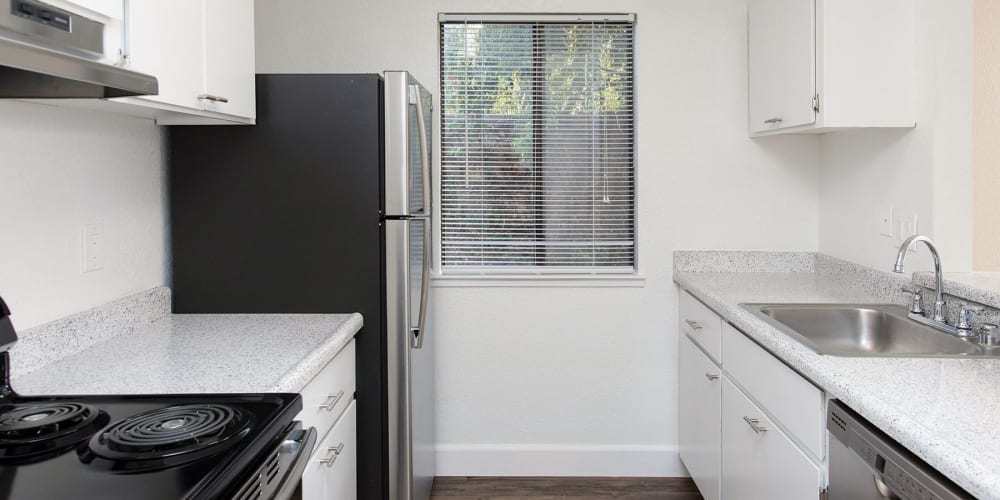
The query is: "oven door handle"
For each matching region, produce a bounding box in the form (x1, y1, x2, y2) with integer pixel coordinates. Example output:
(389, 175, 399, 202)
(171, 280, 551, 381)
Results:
(272, 426, 318, 500)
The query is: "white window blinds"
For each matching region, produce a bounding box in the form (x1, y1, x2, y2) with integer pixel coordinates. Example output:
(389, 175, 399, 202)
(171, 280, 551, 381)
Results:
(439, 15, 636, 274)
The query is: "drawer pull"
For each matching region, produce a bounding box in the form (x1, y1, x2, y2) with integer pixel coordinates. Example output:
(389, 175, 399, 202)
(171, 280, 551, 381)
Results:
(763, 117, 783, 124)
(319, 390, 346, 411)
(684, 319, 703, 331)
(197, 93, 230, 103)
(743, 416, 768, 434)
(705, 373, 720, 381)
(319, 443, 345, 468)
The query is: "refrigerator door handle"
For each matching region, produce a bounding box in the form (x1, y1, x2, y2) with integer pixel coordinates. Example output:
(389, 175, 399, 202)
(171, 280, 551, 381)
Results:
(411, 84, 432, 350)
(411, 222, 431, 349)
(411, 84, 432, 214)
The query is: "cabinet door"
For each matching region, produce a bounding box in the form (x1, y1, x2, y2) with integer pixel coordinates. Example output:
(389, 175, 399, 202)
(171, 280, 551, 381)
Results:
(202, 0, 256, 118)
(721, 379, 821, 500)
(300, 401, 358, 500)
(299, 444, 326, 500)
(324, 401, 358, 499)
(125, 0, 205, 109)
(747, 0, 816, 133)
(679, 335, 721, 500)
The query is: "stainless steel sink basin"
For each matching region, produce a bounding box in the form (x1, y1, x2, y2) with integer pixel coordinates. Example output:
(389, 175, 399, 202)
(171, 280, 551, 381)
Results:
(741, 303, 1000, 358)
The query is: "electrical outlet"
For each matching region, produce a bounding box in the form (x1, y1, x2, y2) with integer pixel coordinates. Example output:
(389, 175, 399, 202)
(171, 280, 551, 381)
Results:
(82, 224, 104, 273)
(879, 205, 894, 238)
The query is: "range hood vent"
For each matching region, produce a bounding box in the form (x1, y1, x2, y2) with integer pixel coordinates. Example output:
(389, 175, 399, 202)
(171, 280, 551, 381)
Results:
(0, 0, 157, 98)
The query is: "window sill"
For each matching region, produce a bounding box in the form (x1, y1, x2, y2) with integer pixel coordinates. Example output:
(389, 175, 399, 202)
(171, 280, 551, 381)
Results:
(430, 273, 647, 288)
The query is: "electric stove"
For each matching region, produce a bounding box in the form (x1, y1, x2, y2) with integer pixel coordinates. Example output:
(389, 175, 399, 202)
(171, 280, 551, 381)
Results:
(0, 296, 317, 499)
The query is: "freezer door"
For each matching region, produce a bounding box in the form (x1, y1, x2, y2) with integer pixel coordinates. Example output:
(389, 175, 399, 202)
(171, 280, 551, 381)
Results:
(384, 71, 433, 217)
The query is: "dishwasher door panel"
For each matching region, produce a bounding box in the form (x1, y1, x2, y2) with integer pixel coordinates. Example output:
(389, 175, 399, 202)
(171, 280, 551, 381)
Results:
(828, 432, 887, 500)
(827, 400, 973, 500)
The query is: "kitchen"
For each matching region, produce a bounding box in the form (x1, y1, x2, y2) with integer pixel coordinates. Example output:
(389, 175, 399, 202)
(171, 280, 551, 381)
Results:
(0, 0, 995, 499)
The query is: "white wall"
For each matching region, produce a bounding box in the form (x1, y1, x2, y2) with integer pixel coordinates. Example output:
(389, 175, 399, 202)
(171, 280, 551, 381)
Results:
(819, 0, 974, 273)
(0, 101, 167, 330)
(973, 0, 1000, 271)
(257, 0, 820, 476)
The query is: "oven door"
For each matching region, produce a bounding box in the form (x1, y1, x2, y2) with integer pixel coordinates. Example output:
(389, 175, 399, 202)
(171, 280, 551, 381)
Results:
(230, 423, 317, 500)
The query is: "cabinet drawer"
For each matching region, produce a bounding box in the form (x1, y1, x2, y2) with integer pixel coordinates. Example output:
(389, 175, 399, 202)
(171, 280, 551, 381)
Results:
(679, 335, 722, 500)
(297, 341, 355, 440)
(301, 401, 357, 500)
(680, 291, 722, 362)
(721, 379, 822, 500)
(722, 324, 824, 459)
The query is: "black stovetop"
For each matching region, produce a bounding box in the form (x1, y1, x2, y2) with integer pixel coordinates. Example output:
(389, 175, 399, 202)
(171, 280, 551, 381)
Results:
(0, 295, 303, 499)
(0, 392, 301, 500)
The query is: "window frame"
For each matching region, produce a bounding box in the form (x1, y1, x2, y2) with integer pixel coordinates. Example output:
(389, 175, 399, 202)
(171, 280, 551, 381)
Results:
(435, 13, 640, 278)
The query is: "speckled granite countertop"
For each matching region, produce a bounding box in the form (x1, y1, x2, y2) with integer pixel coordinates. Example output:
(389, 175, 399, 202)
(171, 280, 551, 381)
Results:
(13, 313, 363, 395)
(674, 270, 1000, 500)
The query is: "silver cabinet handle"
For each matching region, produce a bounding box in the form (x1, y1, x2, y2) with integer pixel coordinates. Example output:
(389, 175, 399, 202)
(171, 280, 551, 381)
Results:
(763, 117, 783, 124)
(705, 373, 720, 381)
(743, 416, 768, 434)
(684, 319, 703, 331)
(197, 93, 230, 103)
(319, 443, 345, 467)
(318, 390, 345, 411)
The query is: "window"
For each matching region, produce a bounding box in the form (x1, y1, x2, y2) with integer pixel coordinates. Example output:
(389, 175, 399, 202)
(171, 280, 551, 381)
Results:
(439, 14, 636, 274)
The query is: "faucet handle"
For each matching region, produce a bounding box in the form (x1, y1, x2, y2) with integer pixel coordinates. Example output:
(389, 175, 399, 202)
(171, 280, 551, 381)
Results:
(957, 303, 986, 335)
(901, 287, 924, 315)
(979, 324, 1000, 347)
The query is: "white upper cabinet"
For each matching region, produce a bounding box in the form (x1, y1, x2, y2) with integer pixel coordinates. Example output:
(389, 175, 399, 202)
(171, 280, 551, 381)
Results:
(201, 0, 256, 119)
(748, 0, 816, 133)
(112, 0, 256, 124)
(61, 0, 123, 18)
(748, 0, 916, 136)
(124, 0, 205, 111)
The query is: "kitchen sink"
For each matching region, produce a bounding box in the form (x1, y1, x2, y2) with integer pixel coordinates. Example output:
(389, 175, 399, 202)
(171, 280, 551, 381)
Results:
(741, 303, 1000, 358)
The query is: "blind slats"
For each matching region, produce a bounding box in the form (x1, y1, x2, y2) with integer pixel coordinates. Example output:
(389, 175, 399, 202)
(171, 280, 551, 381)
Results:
(440, 18, 636, 272)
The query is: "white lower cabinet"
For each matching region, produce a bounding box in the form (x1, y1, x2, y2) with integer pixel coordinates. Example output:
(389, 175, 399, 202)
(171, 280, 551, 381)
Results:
(301, 402, 358, 500)
(721, 379, 822, 500)
(678, 289, 826, 500)
(295, 340, 357, 500)
(679, 335, 721, 500)
(298, 341, 356, 439)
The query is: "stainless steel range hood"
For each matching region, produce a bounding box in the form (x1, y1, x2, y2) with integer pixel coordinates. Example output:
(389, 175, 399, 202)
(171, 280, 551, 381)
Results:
(0, 0, 157, 98)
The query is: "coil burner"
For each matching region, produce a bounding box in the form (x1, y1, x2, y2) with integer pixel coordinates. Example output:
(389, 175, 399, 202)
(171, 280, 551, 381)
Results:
(83, 404, 252, 472)
(0, 402, 109, 463)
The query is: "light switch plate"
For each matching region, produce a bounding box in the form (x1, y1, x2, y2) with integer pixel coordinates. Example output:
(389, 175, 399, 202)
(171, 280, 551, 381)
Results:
(895, 214, 919, 250)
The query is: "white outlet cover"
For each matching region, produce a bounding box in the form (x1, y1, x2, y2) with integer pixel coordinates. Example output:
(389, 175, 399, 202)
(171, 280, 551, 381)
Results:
(879, 205, 894, 237)
(82, 224, 105, 272)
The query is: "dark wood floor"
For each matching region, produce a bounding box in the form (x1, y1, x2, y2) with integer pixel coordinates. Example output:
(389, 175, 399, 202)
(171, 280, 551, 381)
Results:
(430, 477, 703, 500)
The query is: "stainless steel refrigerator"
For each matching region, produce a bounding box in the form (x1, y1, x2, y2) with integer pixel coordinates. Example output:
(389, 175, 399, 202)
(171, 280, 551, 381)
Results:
(168, 71, 435, 500)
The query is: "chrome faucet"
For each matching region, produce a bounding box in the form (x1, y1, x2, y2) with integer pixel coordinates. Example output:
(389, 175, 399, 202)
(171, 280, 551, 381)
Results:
(893, 235, 948, 326)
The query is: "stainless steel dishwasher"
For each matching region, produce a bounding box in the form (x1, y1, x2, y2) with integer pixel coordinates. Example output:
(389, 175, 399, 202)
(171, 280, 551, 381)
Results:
(827, 400, 973, 500)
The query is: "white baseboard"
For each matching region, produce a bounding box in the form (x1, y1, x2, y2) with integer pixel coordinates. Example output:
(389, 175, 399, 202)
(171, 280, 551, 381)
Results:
(435, 444, 687, 477)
